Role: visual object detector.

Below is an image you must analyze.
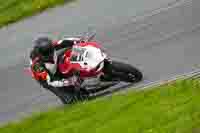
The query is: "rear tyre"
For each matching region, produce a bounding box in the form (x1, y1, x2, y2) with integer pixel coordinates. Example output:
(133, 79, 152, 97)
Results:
(61, 87, 89, 104)
(38, 79, 89, 105)
(45, 85, 89, 104)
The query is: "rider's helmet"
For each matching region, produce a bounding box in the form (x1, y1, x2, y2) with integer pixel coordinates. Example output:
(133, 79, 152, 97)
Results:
(32, 36, 55, 61)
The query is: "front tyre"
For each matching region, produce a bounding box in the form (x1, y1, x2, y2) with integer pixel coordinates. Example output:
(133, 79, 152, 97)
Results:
(108, 60, 143, 83)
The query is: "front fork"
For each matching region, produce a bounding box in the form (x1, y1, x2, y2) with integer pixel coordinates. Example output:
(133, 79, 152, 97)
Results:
(101, 58, 118, 81)
(102, 59, 131, 82)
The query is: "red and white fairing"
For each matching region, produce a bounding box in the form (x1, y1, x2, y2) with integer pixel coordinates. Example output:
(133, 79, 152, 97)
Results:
(59, 41, 107, 79)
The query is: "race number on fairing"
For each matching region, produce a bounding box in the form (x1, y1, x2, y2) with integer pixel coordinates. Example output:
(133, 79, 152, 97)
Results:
(70, 47, 86, 62)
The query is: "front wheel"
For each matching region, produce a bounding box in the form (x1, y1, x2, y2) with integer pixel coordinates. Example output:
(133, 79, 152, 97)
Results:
(104, 60, 143, 83)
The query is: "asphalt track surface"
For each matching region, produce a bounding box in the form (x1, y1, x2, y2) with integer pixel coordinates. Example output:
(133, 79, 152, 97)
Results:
(0, 0, 199, 124)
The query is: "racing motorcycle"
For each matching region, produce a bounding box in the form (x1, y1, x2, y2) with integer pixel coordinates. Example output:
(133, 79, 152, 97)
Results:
(52, 31, 143, 104)
(27, 31, 143, 104)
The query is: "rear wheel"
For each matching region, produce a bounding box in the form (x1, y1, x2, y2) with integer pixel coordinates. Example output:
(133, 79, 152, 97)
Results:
(61, 87, 89, 104)
(45, 85, 89, 104)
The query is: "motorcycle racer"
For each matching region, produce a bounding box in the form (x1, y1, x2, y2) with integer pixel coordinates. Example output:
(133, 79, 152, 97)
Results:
(29, 36, 82, 90)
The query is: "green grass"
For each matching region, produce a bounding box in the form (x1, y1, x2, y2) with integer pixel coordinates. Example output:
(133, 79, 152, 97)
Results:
(1, 78, 200, 133)
(0, 0, 74, 28)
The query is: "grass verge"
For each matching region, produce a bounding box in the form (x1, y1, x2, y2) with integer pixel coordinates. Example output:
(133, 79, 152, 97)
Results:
(1, 78, 200, 133)
(0, 0, 74, 28)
